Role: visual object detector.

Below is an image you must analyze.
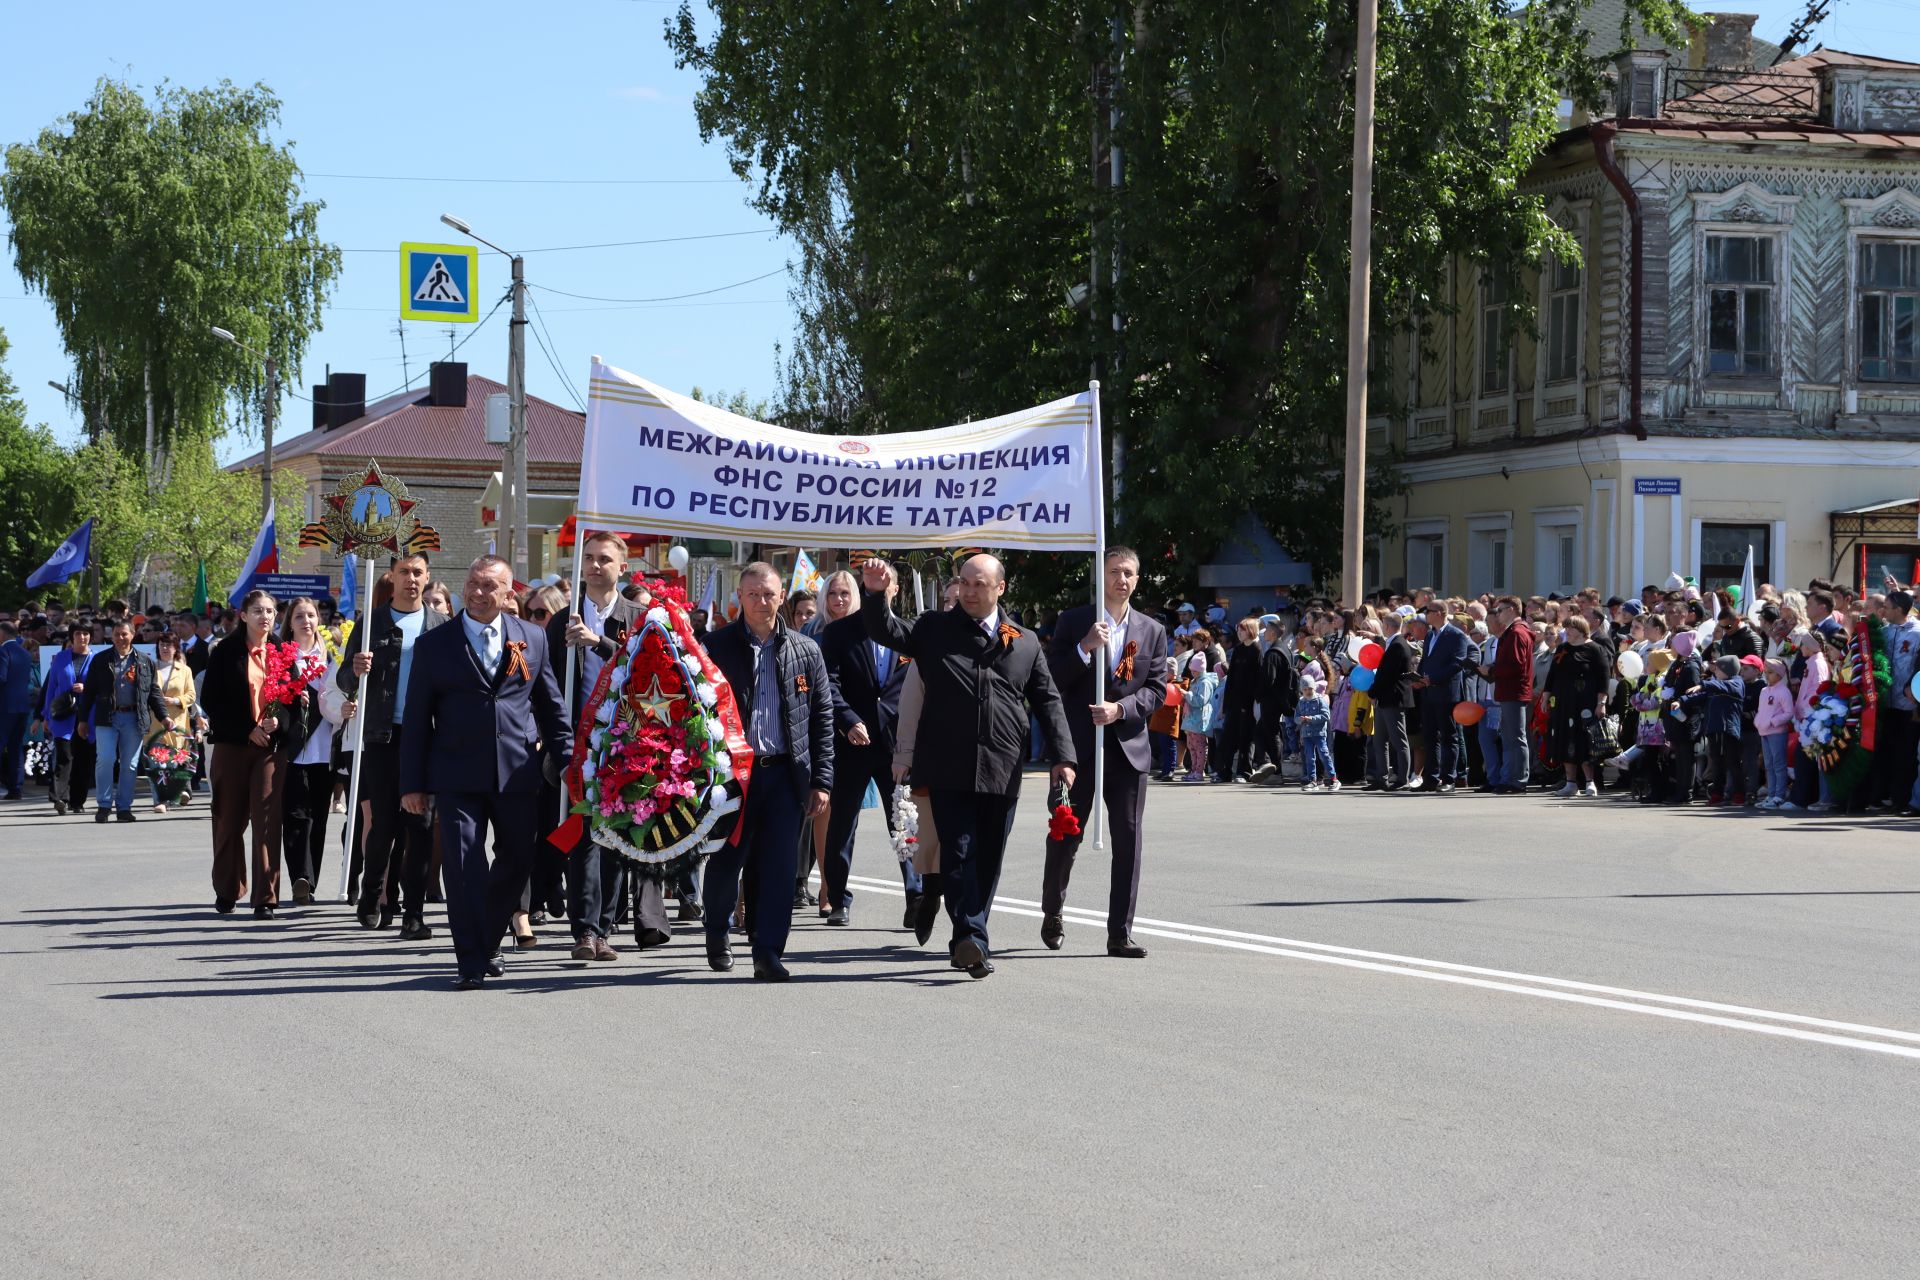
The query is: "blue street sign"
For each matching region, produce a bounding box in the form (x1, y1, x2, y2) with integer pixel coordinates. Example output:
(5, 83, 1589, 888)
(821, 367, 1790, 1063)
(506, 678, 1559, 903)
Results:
(401, 242, 479, 322)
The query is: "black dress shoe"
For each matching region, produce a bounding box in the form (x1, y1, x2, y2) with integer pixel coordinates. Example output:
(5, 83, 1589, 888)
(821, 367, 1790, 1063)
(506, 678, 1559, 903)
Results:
(825, 904, 849, 926)
(484, 956, 505, 979)
(1436, 783, 1456, 794)
(1107, 938, 1148, 959)
(1040, 915, 1065, 950)
(115, 810, 136, 823)
(707, 939, 735, 972)
(951, 938, 992, 979)
(291, 878, 314, 906)
(752, 957, 790, 981)
(253, 904, 275, 920)
(399, 916, 433, 941)
(94, 809, 111, 824)
(633, 927, 672, 950)
(529, 910, 550, 927)
(378, 906, 395, 930)
(214, 899, 235, 915)
(452, 975, 483, 991)
(357, 905, 381, 929)
(676, 899, 703, 922)
(901, 893, 922, 930)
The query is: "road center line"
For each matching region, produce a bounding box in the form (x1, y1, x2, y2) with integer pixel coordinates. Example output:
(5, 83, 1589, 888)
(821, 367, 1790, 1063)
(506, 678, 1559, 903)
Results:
(840, 873, 1920, 1060)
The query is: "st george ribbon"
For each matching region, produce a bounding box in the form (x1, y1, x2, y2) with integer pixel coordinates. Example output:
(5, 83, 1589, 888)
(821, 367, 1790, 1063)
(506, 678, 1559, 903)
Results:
(576, 361, 1113, 848)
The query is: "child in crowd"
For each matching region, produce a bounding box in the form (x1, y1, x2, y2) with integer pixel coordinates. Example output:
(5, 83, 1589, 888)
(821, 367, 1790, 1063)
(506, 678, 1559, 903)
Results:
(1678, 654, 1747, 805)
(1180, 653, 1218, 783)
(1737, 654, 1765, 805)
(1754, 657, 1795, 809)
(1297, 678, 1338, 792)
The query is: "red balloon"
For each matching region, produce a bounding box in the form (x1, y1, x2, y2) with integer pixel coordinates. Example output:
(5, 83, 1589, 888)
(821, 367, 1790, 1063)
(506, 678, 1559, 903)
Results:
(1357, 643, 1383, 671)
(1453, 701, 1485, 726)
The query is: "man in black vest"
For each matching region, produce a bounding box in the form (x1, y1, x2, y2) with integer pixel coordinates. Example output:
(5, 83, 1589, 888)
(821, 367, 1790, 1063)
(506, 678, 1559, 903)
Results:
(1040, 546, 1168, 957)
(859, 554, 1075, 979)
(339, 552, 447, 939)
(818, 571, 922, 929)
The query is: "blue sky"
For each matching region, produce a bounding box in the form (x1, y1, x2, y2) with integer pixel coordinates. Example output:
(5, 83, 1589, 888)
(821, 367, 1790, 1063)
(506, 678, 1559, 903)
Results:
(0, 0, 794, 457)
(2, 0, 1917, 458)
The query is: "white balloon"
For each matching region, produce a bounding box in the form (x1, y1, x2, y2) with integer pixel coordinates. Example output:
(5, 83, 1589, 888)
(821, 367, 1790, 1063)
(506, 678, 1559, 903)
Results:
(1616, 650, 1645, 680)
(668, 544, 690, 573)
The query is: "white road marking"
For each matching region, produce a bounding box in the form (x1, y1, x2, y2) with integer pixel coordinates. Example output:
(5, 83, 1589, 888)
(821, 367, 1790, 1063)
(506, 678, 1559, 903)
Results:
(840, 874, 1920, 1061)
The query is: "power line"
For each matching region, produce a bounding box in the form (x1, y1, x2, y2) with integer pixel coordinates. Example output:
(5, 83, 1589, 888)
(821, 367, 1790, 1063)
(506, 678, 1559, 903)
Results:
(286, 290, 510, 404)
(525, 292, 586, 412)
(527, 267, 786, 304)
(308, 171, 737, 186)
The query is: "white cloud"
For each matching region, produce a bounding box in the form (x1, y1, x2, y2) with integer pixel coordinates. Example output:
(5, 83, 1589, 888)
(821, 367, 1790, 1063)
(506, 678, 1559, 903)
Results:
(612, 85, 666, 102)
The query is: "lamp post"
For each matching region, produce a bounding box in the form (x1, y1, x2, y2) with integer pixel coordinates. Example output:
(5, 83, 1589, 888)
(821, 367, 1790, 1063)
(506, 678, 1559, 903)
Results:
(441, 213, 528, 581)
(212, 326, 278, 518)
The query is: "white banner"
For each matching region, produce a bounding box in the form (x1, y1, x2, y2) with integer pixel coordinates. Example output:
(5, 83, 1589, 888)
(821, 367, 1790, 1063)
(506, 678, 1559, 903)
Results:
(579, 362, 1100, 551)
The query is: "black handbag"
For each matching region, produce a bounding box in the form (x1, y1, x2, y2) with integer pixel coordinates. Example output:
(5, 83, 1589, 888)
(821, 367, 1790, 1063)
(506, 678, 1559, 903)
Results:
(1584, 713, 1620, 759)
(50, 690, 75, 719)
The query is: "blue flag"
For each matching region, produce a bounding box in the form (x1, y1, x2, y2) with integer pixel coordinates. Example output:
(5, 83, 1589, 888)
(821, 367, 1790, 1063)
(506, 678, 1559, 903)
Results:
(339, 554, 358, 619)
(26, 519, 93, 590)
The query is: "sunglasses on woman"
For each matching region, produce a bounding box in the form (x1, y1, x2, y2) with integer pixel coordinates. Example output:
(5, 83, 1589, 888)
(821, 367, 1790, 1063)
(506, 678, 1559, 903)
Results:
(530, 607, 551, 621)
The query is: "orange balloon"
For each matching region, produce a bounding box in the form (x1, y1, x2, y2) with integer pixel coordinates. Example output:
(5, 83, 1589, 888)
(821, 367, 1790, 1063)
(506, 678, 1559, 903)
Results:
(1452, 701, 1485, 726)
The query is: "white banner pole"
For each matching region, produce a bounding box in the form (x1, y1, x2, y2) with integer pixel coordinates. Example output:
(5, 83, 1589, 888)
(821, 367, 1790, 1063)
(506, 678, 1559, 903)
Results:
(337, 553, 376, 902)
(1088, 380, 1107, 852)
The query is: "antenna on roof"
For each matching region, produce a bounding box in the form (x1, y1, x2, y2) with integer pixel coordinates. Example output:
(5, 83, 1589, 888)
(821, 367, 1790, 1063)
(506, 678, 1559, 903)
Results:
(1771, 0, 1831, 65)
(394, 318, 410, 389)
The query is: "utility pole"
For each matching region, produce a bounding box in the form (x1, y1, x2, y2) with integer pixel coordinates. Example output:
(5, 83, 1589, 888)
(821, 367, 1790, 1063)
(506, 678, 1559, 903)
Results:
(1339, 0, 1379, 606)
(1091, 20, 1127, 514)
(508, 253, 528, 582)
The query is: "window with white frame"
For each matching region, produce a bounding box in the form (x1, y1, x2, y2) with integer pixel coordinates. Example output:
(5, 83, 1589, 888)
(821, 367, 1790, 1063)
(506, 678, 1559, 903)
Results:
(1468, 520, 1511, 596)
(1546, 255, 1581, 384)
(1481, 274, 1511, 394)
(1705, 235, 1776, 376)
(1858, 239, 1920, 383)
(1406, 529, 1447, 594)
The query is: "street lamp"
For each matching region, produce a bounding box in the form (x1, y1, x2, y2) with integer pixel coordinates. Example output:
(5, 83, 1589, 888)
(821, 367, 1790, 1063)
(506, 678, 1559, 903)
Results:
(441, 211, 529, 581)
(212, 325, 278, 518)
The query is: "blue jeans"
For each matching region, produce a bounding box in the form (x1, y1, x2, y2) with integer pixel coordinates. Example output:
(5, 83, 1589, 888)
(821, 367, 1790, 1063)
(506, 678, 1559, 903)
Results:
(1301, 731, 1333, 784)
(1477, 705, 1504, 786)
(1762, 733, 1789, 802)
(92, 712, 141, 813)
(1497, 700, 1531, 787)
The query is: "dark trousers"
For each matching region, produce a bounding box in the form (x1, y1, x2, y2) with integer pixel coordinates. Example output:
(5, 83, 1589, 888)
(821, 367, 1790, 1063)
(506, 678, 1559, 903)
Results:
(822, 742, 921, 910)
(1874, 711, 1919, 807)
(1254, 707, 1285, 770)
(704, 760, 802, 963)
(280, 761, 332, 889)
(436, 789, 538, 980)
(1042, 753, 1147, 942)
(0, 711, 26, 794)
(567, 837, 628, 941)
(361, 734, 431, 918)
(53, 735, 93, 811)
(210, 740, 285, 907)
(1420, 696, 1461, 784)
(1218, 707, 1257, 778)
(1707, 731, 1746, 799)
(929, 789, 1019, 958)
(1668, 731, 1697, 801)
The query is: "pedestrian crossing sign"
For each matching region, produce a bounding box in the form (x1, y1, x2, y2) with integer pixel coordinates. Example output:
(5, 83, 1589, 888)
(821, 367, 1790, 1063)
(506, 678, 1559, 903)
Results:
(400, 242, 479, 322)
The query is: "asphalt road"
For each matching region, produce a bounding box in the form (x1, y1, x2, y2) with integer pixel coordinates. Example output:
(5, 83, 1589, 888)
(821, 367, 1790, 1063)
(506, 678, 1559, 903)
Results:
(2, 780, 1916, 1279)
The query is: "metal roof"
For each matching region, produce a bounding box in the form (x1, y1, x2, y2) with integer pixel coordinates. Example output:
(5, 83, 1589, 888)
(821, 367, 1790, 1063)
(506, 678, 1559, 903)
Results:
(229, 373, 584, 470)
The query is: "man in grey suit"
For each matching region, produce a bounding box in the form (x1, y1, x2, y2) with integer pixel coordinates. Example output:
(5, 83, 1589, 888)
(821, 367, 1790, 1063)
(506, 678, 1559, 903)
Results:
(1040, 546, 1168, 957)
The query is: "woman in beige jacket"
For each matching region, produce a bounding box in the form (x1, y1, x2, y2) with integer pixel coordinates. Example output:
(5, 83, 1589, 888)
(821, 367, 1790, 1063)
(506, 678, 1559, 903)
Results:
(145, 631, 203, 814)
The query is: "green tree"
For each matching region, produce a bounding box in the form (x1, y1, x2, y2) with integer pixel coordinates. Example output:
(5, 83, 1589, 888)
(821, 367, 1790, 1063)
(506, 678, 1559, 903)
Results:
(2, 77, 339, 466)
(669, 0, 1686, 599)
(0, 328, 83, 600)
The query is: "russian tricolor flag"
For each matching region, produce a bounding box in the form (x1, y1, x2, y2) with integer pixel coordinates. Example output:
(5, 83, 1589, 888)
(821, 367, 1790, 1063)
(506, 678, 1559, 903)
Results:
(228, 503, 279, 606)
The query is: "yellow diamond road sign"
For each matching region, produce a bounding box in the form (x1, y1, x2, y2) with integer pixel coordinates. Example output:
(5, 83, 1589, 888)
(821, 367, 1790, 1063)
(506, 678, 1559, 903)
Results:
(400, 242, 479, 322)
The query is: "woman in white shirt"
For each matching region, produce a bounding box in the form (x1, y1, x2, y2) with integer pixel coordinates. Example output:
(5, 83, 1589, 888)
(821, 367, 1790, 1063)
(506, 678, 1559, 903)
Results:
(280, 599, 336, 906)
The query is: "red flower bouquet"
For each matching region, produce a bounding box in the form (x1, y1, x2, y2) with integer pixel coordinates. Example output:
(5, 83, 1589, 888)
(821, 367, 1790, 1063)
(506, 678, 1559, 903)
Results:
(260, 643, 326, 715)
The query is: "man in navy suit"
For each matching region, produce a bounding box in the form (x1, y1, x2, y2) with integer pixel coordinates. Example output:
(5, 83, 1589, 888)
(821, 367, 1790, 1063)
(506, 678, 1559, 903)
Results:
(1040, 546, 1169, 957)
(817, 571, 923, 929)
(1412, 601, 1473, 794)
(400, 556, 570, 988)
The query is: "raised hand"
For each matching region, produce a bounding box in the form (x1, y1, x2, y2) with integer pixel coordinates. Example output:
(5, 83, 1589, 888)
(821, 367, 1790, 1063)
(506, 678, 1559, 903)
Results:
(860, 556, 895, 594)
